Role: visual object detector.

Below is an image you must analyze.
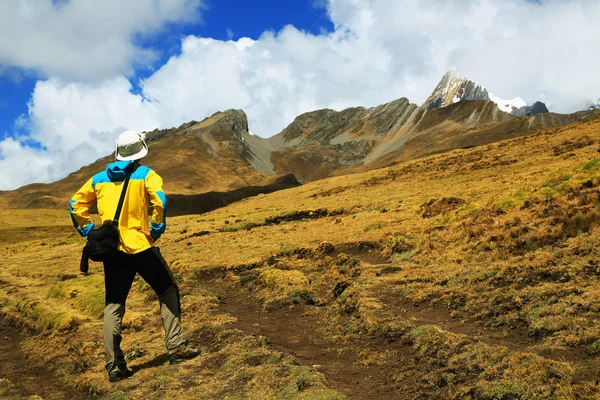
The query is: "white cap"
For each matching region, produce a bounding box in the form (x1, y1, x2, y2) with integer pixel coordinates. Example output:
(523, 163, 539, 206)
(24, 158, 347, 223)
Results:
(115, 130, 148, 161)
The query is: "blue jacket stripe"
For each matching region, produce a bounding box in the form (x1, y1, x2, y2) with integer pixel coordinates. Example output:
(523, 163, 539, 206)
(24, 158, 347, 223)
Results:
(157, 191, 167, 216)
(132, 166, 151, 180)
(69, 199, 95, 236)
(150, 190, 167, 238)
(92, 171, 111, 186)
(92, 165, 150, 186)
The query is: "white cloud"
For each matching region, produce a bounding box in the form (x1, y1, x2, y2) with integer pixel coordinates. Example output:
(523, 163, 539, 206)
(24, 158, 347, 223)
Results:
(29, 77, 160, 154)
(2, 0, 600, 190)
(0, 77, 161, 189)
(0, 137, 54, 189)
(139, 0, 600, 138)
(0, 0, 203, 80)
(30, 77, 163, 178)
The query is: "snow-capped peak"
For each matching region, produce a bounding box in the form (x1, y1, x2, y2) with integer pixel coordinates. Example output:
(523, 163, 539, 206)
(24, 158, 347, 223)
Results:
(423, 70, 489, 109)
(489, 94, 527, 113)
(423, 71, 541, 115)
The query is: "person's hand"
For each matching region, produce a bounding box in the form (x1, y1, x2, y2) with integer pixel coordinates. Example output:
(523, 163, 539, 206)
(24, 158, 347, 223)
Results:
(137, 229, 156, 242)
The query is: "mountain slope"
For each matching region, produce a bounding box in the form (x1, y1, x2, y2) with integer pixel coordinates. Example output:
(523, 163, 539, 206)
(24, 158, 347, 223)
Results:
(512, 101, 550, 117)
(364, 100, 592, 169)
(1, 110, 278, 209)
(268, 98, 593, 181)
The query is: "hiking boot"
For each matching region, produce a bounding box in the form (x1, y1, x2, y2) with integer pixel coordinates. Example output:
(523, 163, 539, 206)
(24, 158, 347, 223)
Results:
(168, 346, 200, 364)
(108, 366, 133, 383)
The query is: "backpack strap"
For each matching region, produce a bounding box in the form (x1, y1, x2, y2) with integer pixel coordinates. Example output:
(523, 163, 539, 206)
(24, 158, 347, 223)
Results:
(112, 161, 139, 227)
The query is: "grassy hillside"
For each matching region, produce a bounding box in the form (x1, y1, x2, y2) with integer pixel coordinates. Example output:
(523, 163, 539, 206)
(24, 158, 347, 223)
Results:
(0, 110, 273, 210)
(1, 112, 600, 399)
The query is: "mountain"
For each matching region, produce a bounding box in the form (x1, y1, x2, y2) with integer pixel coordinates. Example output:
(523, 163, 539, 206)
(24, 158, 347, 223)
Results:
(422, 70, 490, 109)
(512, 101, 550, 117)
(0, 76, 595, 210)
(267, 98, 592, 181)
(0, 110, 285, 209)
(424, 70, 551, 117)
(4, 108, 600, 399)
(590, 99, 600, 110)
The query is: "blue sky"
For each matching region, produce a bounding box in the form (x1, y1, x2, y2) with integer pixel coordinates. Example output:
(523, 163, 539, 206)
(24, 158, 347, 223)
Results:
(0, 0, 599, 189)
(0, 0, 333, 146)
(132, 0, 335, 84)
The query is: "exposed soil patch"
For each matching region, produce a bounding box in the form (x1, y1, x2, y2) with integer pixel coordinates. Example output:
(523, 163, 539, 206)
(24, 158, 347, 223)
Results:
(420, 197, 466, 218)
(0, 317, 92, 400)
(174, 229, 211, 242)
(553, 136, 595, 156)
(333, 241, 389, 265)
(201, 279, 420, 400)
(308, 186, 349, 198)
(264, 208, 346, 225)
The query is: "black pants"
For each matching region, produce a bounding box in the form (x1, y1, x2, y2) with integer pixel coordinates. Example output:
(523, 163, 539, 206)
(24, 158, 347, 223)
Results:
(102, 246, 184, 373)
(104, 246, 179, 307)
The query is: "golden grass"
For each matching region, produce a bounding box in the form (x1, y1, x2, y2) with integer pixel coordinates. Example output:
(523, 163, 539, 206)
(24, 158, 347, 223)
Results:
(1, 113, 600, 398)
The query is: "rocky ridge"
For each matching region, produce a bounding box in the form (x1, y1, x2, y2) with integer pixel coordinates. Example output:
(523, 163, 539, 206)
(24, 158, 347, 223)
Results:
(266, 96, 592, 181)
(512, 101, 550, 117)
(422, 70, 490, 109)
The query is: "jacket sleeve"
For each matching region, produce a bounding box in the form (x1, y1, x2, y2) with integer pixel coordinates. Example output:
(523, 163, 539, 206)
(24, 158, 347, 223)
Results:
(69, 177, 96, 236)
(146, 170, 167, 239)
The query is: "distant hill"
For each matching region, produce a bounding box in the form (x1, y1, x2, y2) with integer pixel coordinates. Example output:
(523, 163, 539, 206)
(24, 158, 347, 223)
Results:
(268, 99, 592, 181)
(0, 110, 275, 209)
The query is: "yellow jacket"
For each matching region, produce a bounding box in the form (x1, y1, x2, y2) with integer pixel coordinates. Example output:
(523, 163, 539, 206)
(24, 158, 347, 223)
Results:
(70, 161, 167, 254)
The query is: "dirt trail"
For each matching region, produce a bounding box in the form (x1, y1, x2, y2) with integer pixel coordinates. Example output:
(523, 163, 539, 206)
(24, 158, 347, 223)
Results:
(0, 317, 92, 400)
(198, 237, 600, 398)
(203, 280, 420, 400)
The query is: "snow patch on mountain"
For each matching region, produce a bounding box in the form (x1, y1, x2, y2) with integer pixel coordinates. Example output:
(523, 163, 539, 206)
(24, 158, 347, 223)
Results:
(489, 94, 527, 113)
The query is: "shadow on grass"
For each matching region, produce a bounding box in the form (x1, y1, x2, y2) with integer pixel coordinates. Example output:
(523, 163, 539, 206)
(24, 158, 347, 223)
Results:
(80, 174, 300, 218)
(131, 353, 170, 372)
(167, 174, 300, 216)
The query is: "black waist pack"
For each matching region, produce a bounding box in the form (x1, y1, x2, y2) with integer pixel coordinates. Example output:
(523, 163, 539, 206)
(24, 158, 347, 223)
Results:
(86, 225, 119, 262)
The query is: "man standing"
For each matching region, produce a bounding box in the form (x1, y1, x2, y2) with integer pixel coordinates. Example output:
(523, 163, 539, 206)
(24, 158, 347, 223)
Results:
(69, 130, 199, 382)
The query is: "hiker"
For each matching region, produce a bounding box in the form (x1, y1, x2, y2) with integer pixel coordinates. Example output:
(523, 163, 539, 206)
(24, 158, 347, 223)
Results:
(69, 130, 199, 382)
